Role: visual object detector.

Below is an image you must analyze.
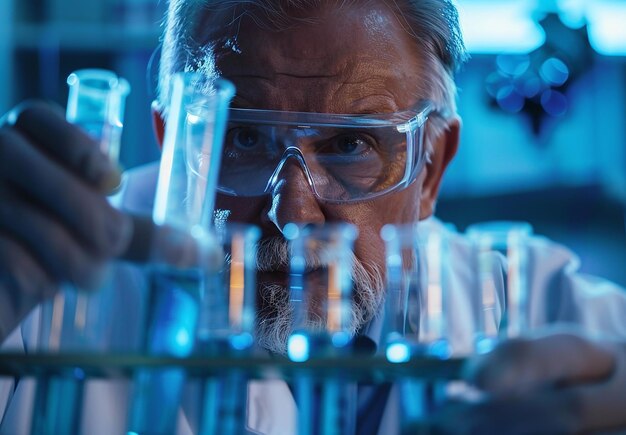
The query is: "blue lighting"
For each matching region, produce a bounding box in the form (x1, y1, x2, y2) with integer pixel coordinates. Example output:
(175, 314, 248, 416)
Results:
(73, 367, 85, 380)
(496, 55, 530, 77)
(540, 89, 568, 117)
(230, 332, 254, 350)
(587, 1, 626, 56)
(287, 333, 310, 362)
(458, 1, 626, 56)
(475, 336, 497, 355)
(485, 72, 506, 98)
(174, 329, 191, 348)
(428, 340, 452, 360)
(291, 256, 305, 271)
(521, 75, 542, 98)
(386, 342, 411, 363)
(496, 85, 525, 113)
(331, 331, 350, 348)
(540, 58, 569, 87)
(283, 222, 300, 240)
(457, 1, 545, 54)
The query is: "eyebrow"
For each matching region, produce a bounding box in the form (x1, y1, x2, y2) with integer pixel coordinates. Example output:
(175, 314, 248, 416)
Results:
(229, 96, 256, 109)
(228, 98, 402, 115)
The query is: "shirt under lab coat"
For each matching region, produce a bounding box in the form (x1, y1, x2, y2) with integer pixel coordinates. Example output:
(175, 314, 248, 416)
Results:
(1, 162, 625, 434)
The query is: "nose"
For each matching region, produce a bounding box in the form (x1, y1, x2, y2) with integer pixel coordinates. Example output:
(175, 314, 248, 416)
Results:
(262, 147, 325, 232)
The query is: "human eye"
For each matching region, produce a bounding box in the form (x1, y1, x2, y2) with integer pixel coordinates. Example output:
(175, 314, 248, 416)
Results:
(223, 126, 279, 163)
(318, 132, 377, 158)
(227, 126, 265, 151)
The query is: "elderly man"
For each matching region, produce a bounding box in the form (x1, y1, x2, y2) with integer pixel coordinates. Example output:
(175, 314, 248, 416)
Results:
(1, 0, 626, 433)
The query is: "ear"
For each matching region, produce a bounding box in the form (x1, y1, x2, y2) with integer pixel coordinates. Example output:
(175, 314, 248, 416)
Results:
(419, 116, 461, 220)
(151, 101, 166, 148)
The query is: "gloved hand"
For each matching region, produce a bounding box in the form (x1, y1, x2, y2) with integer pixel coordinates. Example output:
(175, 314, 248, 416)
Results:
(432, 330, 626, 434)
(0, 101, 221, 343)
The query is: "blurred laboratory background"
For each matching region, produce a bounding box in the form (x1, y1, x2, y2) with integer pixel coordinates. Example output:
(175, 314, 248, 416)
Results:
(1, 0, 625, 285)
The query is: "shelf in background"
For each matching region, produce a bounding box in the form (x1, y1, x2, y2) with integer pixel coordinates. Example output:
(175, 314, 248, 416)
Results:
(14, 23, 160, 51)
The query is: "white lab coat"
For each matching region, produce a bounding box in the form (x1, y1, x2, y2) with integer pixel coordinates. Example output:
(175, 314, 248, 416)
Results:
(1, 162, 625, 434)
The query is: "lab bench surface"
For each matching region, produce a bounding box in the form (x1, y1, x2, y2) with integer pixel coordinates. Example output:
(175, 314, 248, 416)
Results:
(0, 352, 464, 382)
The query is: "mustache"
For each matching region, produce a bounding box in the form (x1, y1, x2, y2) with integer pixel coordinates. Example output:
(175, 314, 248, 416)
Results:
(253, 236, 385, 313)
(254, 236, 354, 273)
(248, 237, 387, 355)
(255, 237, 290, 272)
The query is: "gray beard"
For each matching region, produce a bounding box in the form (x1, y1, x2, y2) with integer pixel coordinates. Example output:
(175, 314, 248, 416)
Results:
(253, 237, 385, 355)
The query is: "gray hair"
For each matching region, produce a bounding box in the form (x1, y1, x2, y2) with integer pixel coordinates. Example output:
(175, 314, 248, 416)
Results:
(157, 0, 468, 148)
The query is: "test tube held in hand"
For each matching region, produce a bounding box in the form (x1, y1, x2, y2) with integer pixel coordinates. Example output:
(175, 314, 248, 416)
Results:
(43, 69, 131, 350)
(66, 69, 130, 162)
(31, 69, 131, 435)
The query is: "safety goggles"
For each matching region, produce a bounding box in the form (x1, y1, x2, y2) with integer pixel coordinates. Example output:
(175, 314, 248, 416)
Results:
(214, 101, 434, 203)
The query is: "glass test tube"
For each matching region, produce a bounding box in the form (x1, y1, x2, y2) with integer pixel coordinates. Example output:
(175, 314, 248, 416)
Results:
(380, 224, 410, 349)
(127, 72, 235, 435)
(466, 221, 533, 352)
(419, 225, 454, 358)
(45, 69, 131, 350)
(381, 223, 456, 432)
(381, 223, 457, 356)
(196, 223, 260, 435)
(31, 69, 130, 435)
(59, 69, 130, 351)
(285, 223, 358, 435)
(66, 68, 130, 162)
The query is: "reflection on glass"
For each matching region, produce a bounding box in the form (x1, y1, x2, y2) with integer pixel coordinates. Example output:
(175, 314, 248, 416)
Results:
(285, 223, 358, 435)
(285, 223, 357, 350)
(128, 72, 235, 435)
(153, 72, 234, 231)
(381, 222, 458, 357)
(381, 222, 459, 432)
(195, 224, 259, 435)
(66, 69, 130, 162)
(31, 70, 131, 435)
(467, 221, 533, 350)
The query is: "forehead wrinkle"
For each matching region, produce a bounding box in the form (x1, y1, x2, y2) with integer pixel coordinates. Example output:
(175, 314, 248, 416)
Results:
(337, 65, 416, 112)
(219, 45, 347, 84)
(227, 58, 413, 113)
(215, 1, 424, 113)
(268, 47, 351, 79)
(273, 71, 341, 80)
(343, 95, 400, 113)
(332, 77, 401, 112)
(230, 78, 341, 111)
